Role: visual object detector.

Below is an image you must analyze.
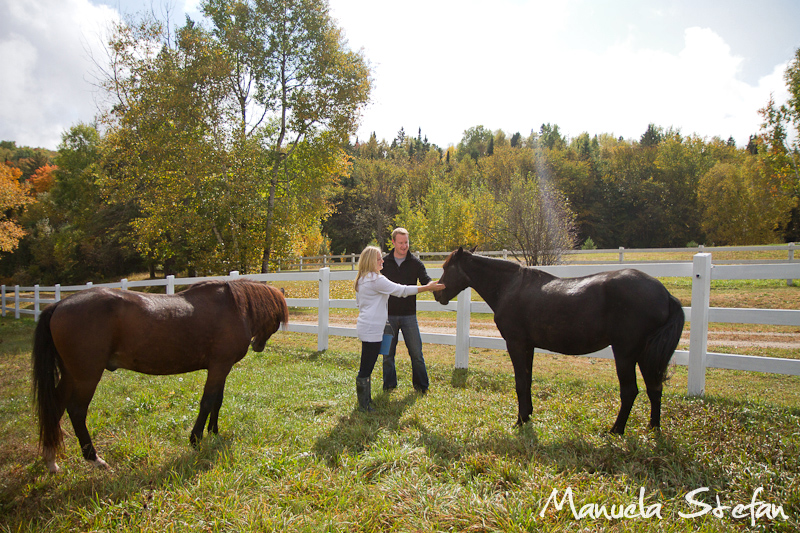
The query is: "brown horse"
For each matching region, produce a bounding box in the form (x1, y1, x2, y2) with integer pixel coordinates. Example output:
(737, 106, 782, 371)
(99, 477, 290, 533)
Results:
(31, 279, 288, 473)
(434, 248, 685, 434)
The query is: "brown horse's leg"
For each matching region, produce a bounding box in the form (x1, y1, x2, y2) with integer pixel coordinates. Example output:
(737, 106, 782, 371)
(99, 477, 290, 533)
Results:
(65, 378, 108, 468)
(207, 380, 227, 436)
(610, 353, 639, 435)
(508, 342, 534, 426)
(190, 368, 230, 446)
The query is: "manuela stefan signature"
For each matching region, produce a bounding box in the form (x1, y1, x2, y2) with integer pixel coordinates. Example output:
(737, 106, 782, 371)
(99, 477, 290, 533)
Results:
(539, 486, 789, 525)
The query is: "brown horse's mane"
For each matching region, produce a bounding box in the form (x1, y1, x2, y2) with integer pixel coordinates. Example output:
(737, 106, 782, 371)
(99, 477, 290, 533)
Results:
(226, 280, 289, 338)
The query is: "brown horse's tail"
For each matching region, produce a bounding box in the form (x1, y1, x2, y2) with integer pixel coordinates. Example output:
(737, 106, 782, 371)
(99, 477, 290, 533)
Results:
(641, 294, 685, 384)
(31, 304, 64, 455)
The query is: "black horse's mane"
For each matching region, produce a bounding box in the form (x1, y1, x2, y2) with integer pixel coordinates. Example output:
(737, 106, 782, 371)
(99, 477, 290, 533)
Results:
(444, 248, 525, 275)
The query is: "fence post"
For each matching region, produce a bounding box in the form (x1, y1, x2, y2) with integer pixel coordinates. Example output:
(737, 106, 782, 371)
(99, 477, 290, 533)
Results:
(688, 253, 712, 396)
(166, 275, 175, 295)
(34, 285, 40, 322)
(1, 285, 5, 317)
(788, 242, 795, 286)
(351, 253, 356, 270)
(619, 247, 625, 263)
(318, 267, 330, 352)
(300, 258, 304, 272)
(55, 284, 61, 302)
(455, 288, 472, 369)
(14, 285, 20, 319)
(121, 279, 128, 291)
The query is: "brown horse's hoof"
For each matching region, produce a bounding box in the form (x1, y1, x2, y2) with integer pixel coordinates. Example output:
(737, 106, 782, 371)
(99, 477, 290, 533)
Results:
(90, 457, 110, 469)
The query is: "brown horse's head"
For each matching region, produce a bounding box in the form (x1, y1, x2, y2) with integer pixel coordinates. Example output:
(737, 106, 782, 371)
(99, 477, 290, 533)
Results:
(434, 246, 476, 305)
(229, 280, 289, 352)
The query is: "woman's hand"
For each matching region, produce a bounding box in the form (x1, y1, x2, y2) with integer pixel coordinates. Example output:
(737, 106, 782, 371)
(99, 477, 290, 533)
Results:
(419, 280, 445, 292)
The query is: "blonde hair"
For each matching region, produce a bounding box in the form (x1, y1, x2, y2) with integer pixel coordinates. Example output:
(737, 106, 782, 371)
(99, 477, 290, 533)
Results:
(354, 246, 383, 292)
(391, 227, 409, 241)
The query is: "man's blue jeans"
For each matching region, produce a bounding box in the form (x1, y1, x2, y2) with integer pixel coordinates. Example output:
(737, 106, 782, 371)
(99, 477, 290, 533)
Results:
(382, 315, 429, 391)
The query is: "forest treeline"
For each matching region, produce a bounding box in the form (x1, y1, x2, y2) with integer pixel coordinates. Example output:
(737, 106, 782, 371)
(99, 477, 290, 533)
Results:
(1, 2, 799, 284)
(2, 114, 798, 285)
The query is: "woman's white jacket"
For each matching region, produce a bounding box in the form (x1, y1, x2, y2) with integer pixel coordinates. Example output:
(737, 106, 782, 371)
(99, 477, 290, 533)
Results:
(356, 272, 419, 342)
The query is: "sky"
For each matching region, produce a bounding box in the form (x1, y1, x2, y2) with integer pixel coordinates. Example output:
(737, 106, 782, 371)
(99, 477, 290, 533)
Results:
(1, 0, 798, 151)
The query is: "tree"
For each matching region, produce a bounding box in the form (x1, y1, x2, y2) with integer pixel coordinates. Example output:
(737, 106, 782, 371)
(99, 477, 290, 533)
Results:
(457, 125, 493, 162)
(99, 17, 235, 274)
(476, 172, 577, 265)
(699, 158, 793, 245)
(761, 47, 800, 240)
(350, 158, 403, 247)
(29, 164, 57, 195)
(538, 123, 566, 151)
(0, 163, 32, 252)
(97, 2, 369, 273)
(12, 124, 144, 283)
(203, 0, 372, 272)
(394, 178, 477, 252)
(640, 123, 663, 147)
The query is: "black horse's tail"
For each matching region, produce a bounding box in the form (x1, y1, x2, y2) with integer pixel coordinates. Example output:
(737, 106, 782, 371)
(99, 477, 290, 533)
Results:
(31, 304, 64, 455)
(641, 294, 685, 384)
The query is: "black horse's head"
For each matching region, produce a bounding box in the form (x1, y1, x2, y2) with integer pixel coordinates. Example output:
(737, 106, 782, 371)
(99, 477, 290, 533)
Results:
(434, 246, 476, 305)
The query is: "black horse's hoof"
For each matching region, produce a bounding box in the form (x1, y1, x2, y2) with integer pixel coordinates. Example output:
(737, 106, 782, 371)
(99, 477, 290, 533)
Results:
(189, 434, 203, 448)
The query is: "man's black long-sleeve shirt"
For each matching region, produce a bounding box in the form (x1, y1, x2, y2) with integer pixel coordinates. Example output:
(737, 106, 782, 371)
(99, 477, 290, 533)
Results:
(381, 249, 432, 316)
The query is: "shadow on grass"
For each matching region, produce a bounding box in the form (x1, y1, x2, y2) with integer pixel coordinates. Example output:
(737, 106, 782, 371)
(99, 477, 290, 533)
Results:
(312, 390, 421, 464)
(313, 367, 753, 499)
(1, 434, 233, 525)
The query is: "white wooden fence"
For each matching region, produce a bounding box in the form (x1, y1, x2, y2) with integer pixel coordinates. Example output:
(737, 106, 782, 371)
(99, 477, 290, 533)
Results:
(2, 254, 799, 397)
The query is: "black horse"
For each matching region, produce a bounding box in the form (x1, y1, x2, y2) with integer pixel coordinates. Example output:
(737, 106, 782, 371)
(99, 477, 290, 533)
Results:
(434, 247, 685, 434)
(32, 279, 288, 473)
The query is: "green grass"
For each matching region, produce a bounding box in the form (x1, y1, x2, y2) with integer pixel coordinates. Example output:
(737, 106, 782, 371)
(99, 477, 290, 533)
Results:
(1, 319, 798, 532)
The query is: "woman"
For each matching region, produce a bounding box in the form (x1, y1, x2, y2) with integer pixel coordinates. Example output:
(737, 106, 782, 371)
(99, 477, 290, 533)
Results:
(354, 246, 444, 411)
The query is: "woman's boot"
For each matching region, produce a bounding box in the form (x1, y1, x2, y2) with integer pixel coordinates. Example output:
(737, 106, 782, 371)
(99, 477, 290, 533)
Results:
(356, 377, 374, 412)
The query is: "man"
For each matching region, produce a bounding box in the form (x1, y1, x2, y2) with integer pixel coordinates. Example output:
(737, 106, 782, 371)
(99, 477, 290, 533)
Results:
(380, 227, 432, 393)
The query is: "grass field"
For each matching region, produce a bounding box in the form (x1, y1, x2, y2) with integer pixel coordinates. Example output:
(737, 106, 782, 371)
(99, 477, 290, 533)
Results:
(0, 308, 798, 532)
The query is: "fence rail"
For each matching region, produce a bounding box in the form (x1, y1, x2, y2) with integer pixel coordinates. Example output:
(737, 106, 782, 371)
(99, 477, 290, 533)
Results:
(2, 254, 799, 397)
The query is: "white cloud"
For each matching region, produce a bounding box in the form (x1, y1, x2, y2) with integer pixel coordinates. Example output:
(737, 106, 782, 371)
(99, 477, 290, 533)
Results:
(333, 1, 791, 147)
(1, 0, 793, 149)
(0, 0, 119, 149)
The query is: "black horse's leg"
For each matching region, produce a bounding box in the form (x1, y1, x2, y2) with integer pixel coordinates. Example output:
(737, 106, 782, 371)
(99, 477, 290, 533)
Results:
(508, 342, 534, 426)
(643, 375, 664, 430)
(610, 352, 639, 435)
(190, 369, 228, 446)
(65, 378, 108, 468)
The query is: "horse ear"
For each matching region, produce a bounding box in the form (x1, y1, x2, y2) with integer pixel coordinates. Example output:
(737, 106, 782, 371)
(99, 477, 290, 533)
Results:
(469, 246, 477, 253)
(457, 246, 464, 253)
